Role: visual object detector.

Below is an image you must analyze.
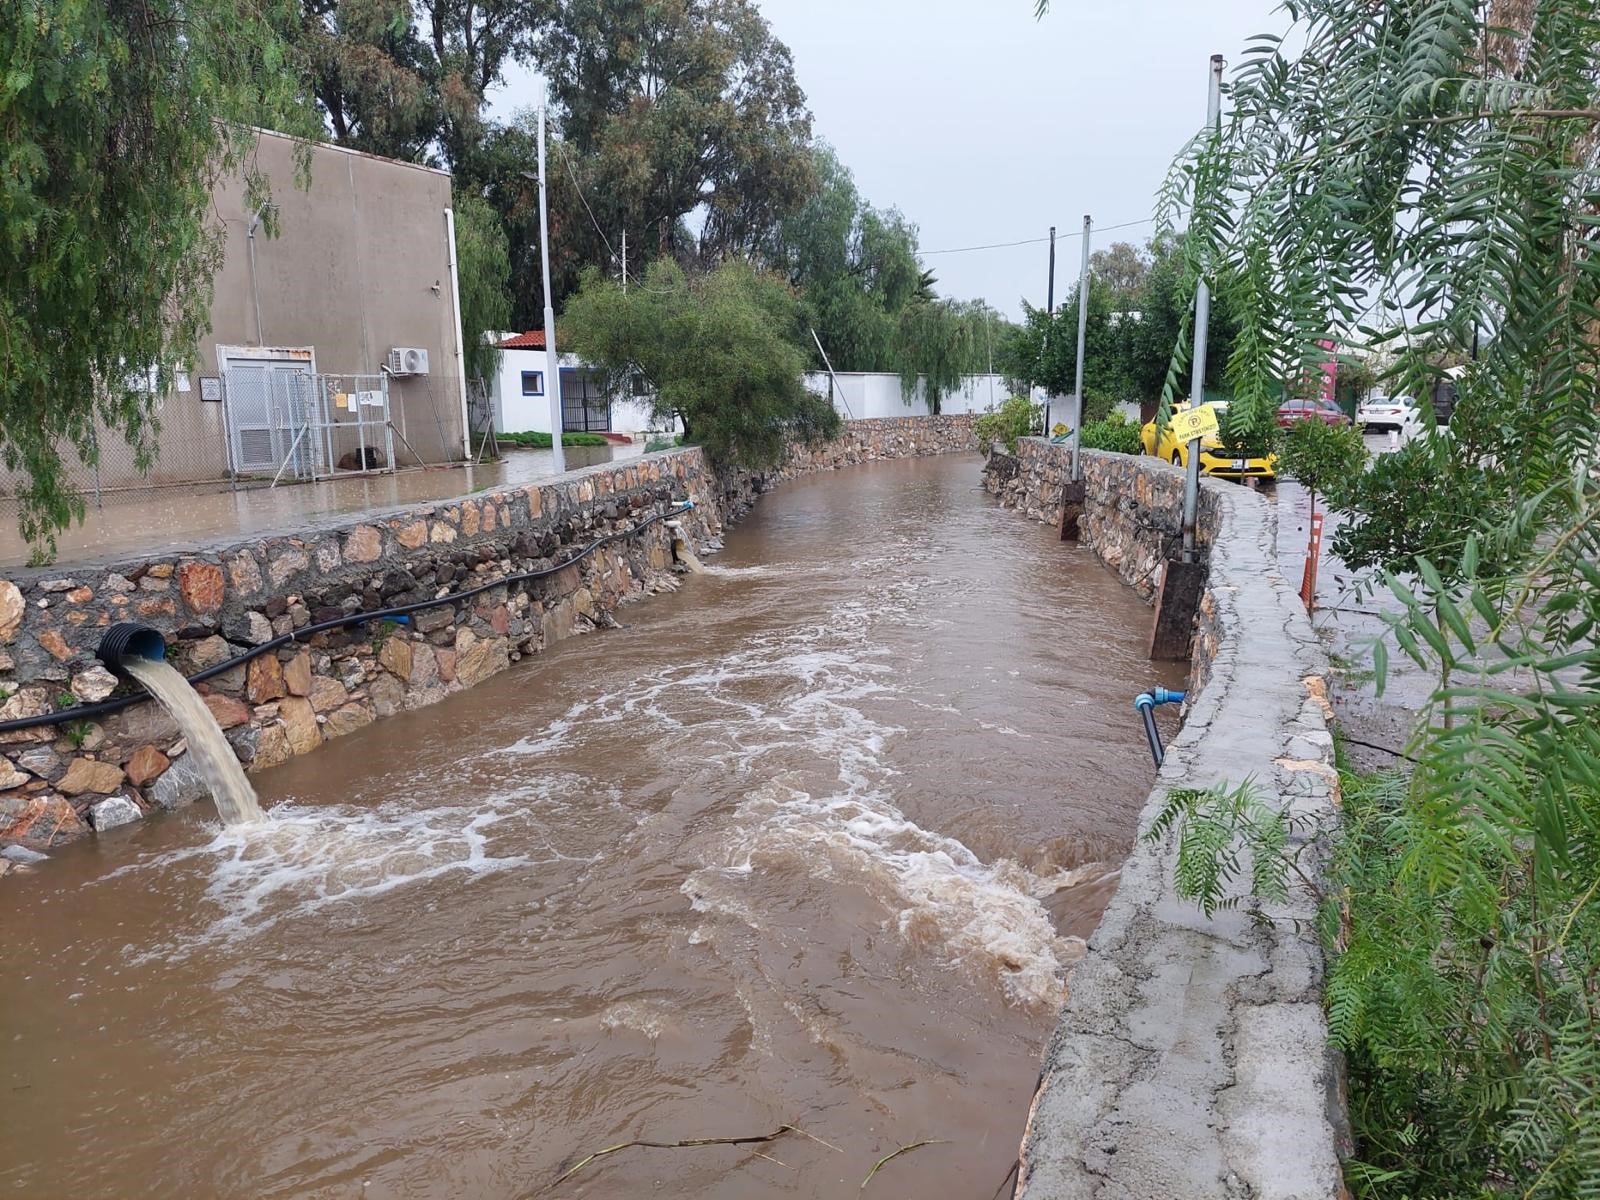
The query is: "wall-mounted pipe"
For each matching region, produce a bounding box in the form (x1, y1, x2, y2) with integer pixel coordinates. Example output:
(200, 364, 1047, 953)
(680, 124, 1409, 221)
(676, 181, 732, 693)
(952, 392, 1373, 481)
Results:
(1133, 686, 1186, 768)
(0, 499, 696, 735)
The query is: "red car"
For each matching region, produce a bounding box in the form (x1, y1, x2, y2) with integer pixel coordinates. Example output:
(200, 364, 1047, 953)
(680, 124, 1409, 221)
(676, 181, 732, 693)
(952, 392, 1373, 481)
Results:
(1276, 397, 1350, 427)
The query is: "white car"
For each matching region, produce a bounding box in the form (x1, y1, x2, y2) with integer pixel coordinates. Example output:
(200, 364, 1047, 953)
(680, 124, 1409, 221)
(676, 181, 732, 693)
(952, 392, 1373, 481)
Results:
(1355, 395, 1423, 433)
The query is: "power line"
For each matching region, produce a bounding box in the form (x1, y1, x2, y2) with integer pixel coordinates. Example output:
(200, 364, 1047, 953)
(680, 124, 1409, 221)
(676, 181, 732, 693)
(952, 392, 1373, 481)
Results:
(920, 216, 1155, 257)
(555, 139, 616, 264)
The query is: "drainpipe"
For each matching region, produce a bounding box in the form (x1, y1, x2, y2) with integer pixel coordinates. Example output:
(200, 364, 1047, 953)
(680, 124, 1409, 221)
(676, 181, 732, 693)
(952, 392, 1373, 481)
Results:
(246, 207, 267, 345)
(444, 207, 473, 462)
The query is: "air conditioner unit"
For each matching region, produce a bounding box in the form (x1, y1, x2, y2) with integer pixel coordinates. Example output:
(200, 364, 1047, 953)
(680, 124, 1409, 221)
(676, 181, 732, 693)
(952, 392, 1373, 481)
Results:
(386, 347, 430, 376)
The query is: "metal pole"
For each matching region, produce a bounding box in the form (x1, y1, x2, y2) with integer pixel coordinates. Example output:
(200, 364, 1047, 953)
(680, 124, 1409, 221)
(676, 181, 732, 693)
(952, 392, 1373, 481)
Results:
(1181, 53, 1225, 564)
(810, 327, 853, 419)
(537, 98, 567, 475)
(1043, 225, 1057, 434)
(622, 228, 627, 295)
(1071, 214, 1091, 480)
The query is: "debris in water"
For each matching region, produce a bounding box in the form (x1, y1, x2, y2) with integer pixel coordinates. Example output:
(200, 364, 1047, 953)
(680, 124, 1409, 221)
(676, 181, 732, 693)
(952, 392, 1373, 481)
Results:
(860, 1139, 948, 1191)
(540, 1123, 817, 1193)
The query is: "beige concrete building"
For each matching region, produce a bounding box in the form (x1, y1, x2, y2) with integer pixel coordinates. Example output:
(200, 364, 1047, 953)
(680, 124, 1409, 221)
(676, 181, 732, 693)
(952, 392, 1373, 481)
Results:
(203, 129, 469, 477)
(19, 130, 470, 495)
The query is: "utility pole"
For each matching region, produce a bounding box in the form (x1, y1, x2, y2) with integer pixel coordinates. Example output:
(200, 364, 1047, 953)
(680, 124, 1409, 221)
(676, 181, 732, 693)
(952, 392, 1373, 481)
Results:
(536, 98, 565, 474)
(1071, 214, 1092, 482)
(621, 228, 627, 295)
(1057, 217, 1092, 541)
(1043, 226, 1057, 433)
(1150, 52, 1225, 662)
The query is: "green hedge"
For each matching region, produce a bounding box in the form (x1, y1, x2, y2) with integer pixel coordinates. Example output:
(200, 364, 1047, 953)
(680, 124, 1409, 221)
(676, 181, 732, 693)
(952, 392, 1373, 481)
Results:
(1078, 410, 1142, 455)
(499, 430, 611, 448)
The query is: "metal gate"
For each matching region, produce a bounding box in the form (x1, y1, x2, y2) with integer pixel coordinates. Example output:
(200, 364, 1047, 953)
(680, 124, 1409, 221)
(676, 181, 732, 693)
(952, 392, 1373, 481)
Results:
(314, 374, 395, 478)
(224, 367, 394, 482)
(560, 368, 612, 433)
(224, 360, 317, 478)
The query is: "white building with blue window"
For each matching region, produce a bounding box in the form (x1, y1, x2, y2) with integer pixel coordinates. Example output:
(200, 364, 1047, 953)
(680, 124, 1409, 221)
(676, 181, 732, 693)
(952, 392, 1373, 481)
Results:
(489, 331, 665, 438)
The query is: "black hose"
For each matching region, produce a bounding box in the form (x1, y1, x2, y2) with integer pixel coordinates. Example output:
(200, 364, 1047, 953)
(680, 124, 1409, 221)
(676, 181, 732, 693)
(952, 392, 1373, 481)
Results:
(0, 504, 686, 734)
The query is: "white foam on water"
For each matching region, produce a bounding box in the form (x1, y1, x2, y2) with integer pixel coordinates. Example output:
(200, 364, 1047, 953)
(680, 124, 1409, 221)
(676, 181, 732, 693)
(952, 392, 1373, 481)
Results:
(695, 780, 1073, 1009)
(500, 541, 1088, 1011)
(598, 999, 674, 1039)
(104, 786, 583, 962)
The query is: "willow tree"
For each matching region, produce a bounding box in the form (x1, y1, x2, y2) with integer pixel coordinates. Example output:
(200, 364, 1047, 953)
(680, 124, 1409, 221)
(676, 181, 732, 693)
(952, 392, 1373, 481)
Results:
(1120, 1, 1600, 1194)
(1, 0, 313, 559)
(453, 195, 512, 388)
(561, 259, 839, 467)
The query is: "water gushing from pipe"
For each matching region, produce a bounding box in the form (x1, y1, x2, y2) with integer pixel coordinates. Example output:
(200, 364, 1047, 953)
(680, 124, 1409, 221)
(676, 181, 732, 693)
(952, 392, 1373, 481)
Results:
(121, 658, 264, 826)
(98, 625, 264, 826)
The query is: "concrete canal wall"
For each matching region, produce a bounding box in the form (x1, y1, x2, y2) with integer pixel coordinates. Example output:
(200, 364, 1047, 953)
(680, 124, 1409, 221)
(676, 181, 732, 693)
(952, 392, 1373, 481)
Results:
(0, 415, 977, 853)
(986, 439, 1346, 1200)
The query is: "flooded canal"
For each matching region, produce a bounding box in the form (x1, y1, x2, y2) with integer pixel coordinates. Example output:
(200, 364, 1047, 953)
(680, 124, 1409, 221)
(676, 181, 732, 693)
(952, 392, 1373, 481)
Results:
(0, 456, 1179, 1199)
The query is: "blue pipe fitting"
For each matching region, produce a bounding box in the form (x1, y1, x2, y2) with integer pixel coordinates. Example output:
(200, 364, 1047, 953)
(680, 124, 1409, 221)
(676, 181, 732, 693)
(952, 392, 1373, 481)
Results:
(1133, 686, 1185, 768)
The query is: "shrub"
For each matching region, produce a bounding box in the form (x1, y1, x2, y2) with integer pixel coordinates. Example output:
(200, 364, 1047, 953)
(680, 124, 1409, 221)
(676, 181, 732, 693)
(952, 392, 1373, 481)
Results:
(1273, 417, 1367, 509)
(1078, 411, 1142, 455)
(974, 395, 1041, 454)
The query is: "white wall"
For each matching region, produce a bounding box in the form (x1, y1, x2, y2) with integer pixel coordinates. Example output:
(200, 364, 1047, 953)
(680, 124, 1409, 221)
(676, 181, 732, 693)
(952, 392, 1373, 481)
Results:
(493, 355, 1014, 437)
(805, 372, 1011, 418)
(491, 347, 674, 437)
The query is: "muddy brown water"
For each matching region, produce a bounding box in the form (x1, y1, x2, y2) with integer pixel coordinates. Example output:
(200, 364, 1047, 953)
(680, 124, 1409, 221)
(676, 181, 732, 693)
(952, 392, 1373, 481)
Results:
(0, 456, 1181, 1199)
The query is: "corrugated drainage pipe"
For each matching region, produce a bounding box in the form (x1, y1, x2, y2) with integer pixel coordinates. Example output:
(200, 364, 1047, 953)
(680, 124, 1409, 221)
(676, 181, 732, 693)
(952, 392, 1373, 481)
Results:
(96, 623, 168, 675)
(1133, 687, 1186, 768)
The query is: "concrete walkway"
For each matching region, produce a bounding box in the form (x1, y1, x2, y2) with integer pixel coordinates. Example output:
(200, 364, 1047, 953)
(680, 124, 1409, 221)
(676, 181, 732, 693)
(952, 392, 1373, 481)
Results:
(1016, 475, 1346, 1200)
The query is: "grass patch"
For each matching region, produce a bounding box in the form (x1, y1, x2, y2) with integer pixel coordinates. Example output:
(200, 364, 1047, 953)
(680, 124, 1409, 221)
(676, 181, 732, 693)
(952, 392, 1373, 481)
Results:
(499, 430, 611, 448)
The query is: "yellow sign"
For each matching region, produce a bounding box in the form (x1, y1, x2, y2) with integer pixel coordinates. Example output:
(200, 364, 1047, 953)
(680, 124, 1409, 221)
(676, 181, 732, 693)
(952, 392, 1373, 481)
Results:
(1170, 403, 1219, 443)
(1051, 422, 1071, 437)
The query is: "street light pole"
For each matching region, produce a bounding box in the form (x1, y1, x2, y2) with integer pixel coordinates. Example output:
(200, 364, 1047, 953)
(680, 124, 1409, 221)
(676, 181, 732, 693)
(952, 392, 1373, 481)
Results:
(536, 98, 566, 474)
(1043, 226, 1057, 433)
(1150, 52, 1226, 662)
(1180, 53, 1225, 563)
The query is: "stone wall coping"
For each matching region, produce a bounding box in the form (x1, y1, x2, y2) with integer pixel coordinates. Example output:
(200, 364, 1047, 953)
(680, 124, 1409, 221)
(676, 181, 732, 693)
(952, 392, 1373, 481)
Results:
(993, 440, 1346, 1200)
(1, 447, 697, 582)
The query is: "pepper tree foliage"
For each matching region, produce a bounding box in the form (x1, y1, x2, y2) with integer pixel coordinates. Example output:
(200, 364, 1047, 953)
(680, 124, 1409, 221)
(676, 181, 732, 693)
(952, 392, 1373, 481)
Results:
(1, 0, 315, 559)
(560, 259, 839, 467)
(1136, 0, 1600, 1195)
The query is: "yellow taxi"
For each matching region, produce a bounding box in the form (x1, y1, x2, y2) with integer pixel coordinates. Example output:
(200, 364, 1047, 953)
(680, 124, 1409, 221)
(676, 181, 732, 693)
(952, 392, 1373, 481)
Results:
(1140, 401, 1276, 480)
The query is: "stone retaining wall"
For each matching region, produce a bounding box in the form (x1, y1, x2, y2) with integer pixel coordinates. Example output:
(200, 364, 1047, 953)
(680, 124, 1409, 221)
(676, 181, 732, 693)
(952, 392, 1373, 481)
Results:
(985, 440, 1347, 1200)
(0, 415, 975, 857)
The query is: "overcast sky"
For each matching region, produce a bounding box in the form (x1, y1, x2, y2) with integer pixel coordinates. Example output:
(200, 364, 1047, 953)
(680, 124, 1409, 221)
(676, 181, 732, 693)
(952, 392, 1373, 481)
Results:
(494, 0, 1288, 320)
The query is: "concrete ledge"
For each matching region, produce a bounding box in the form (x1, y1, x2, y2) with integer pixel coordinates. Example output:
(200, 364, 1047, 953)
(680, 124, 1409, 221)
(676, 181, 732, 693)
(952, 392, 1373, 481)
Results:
(986, 441, 1346, 1200)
